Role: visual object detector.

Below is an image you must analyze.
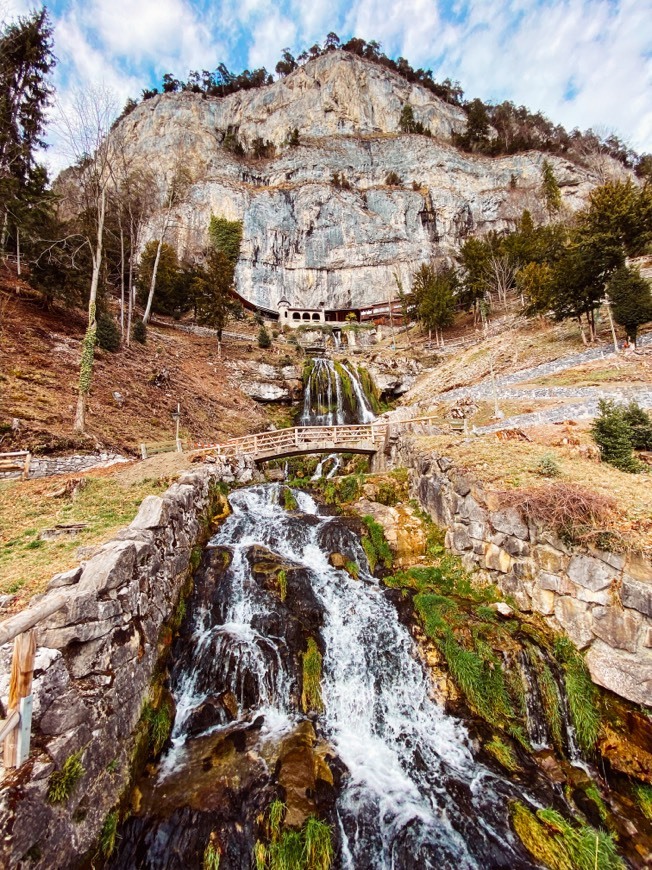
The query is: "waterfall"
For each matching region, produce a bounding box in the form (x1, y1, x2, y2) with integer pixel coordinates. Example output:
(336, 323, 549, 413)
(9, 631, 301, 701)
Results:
(301, 358, 376, 426)
(111, 485, 541, 869)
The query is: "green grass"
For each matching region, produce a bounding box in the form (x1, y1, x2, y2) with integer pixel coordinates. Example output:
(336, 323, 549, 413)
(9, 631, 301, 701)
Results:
(633, 782, 652, 821)
(256, 804, 333, 870)
(301, 639, 324, 713)
(344, 560, 360, 580)
(526, 645, 564, 752)
(361, 515, 393, 573)
(203, 838, 221, 870)
(511, 802, 624, 870)
(268, 831, 304, 870)
(485, 737, 521, 772)
(282, 488, 299, 511)
(47, 750, 85, 804)
(142, 700, 173, 755)
(268, 800, 286, 841)
(277, 569, 288, 601)
(100, 810, 119, 858)
(303, 817, 333, 870)
(554, 637, 601, 754)
(0, 474, 169, 603)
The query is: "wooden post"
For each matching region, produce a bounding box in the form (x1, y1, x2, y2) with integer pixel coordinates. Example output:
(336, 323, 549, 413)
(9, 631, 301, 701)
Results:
(4, 630, 36, 768)
(140, 443, 147, 460)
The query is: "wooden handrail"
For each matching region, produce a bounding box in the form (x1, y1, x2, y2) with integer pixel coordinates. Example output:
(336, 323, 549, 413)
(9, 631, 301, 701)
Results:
(0, 590, 70, 648)
(0, 710, 19, 743)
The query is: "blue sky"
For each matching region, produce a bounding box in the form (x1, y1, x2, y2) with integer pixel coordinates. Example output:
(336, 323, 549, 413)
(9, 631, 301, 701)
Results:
(6, 0, 652, 167)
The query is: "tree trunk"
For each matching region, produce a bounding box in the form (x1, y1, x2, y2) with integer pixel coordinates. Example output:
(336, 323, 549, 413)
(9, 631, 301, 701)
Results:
(74, 189, 105, 433)
(16, 228, 21, 276)
(119, 223, 125, 338)
(142, 235, 163, 325)
(577, 316, 587, 346)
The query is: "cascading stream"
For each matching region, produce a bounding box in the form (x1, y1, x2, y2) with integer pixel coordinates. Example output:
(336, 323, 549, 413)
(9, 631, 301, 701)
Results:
(126, 485, 542, 869)
(300, 358, 376, 425)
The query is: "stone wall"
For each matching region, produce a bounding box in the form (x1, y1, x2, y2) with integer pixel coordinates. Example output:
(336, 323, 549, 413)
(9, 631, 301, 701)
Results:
(0, 458, 259, 869)
(393, 435, 652, 708)
(0, 453, 127, 481)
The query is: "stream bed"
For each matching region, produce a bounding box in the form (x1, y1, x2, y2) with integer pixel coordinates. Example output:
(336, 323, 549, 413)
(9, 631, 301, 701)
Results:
(108, 484, 562, 869)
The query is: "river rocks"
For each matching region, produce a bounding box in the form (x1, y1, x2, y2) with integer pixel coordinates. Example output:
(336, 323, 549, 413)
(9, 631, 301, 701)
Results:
(392, 434, 652, 708)
(353, 498, 427, 567)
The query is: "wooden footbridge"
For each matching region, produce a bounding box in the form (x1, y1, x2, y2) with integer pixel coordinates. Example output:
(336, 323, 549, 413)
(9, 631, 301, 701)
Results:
(188, 417, 439, 463)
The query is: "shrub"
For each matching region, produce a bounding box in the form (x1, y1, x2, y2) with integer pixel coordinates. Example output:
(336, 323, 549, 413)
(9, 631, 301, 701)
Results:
(132, 318, 147, 344)
(535, 453, 561, 478)
(96, 311, 121, 351)
(258, 325, 272, 348)
(282, 487, 298, 511)
(385, 171, 401, 186)
(47, 750, 85, 803)
(501, 483, 619, 544)
(623, 401, 652, 450)
(591, 399, 640, 472)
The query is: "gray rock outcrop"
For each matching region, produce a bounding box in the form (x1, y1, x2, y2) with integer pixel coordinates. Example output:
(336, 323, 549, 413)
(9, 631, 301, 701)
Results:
(100, 51, 625, 314)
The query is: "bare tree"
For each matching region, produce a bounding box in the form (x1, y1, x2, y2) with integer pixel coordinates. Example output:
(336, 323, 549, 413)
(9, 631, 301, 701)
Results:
(110, 129, 155, 342)
(484, 254, 516, 311)
(56, 86, 117, 432)
(141, 162, 192, 325)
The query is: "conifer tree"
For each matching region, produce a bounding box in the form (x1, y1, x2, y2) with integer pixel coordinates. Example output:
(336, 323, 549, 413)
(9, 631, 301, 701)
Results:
(608, 265, 652, 345)
(541, 159, 562, 216)
(591, 400, 639, 472)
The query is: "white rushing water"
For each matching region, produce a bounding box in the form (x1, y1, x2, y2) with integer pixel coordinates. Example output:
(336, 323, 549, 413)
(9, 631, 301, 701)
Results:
(300, 358, 376, 425)
(163, 485, 532, 868)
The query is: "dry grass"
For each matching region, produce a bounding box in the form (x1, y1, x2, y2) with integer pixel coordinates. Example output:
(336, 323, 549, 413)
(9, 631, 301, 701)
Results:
(417, 432, 652, 552)
(501, 483, 620, 545)
(0, 292, 273, 456)
(0, 456, 190, 610)
(520, 353, 652, 389)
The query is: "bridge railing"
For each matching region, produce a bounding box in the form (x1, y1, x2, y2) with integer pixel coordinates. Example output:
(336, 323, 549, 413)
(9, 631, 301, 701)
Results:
(189, 417, 443, 460)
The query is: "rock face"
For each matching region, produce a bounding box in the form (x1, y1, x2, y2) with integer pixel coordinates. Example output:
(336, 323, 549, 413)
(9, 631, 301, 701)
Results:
(393, 436, 652, 709)
(105, 51, 622, 313)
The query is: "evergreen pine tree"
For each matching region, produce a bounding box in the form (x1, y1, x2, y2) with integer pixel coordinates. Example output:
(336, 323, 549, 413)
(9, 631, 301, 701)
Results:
(591, 400, 639, 472)
(541, 159, 562, 216)
(608, 265, 652, 345)
(623, 401, 652, 450)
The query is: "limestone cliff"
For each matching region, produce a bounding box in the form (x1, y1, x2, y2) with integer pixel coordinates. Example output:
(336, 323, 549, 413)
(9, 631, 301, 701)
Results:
(109, 51, 627, 312)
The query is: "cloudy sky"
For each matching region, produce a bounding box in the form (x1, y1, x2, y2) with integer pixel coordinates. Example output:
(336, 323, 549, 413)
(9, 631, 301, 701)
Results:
(5, 0, 652, 168)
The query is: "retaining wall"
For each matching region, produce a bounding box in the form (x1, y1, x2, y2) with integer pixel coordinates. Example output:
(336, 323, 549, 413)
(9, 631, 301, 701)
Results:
(0, 457, 259, 869)
(393, 435, 652, 708)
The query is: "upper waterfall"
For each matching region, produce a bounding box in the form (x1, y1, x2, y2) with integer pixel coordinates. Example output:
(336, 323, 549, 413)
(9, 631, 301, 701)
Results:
(300, 359, 377, 426)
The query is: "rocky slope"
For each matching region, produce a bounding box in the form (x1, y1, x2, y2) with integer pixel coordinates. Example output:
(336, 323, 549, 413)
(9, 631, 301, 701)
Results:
(108, 51, 627, 312)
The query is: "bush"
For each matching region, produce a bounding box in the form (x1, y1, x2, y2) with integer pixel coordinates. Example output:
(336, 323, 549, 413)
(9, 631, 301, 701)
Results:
(96, 312, 121, 352)
(591, 399, 640, 472)
(623, 401, 652, 450)
(258, 325, 271, 348)
(385, 171, 402, 186)
(535, 453, 561, 477)
(502, 483, 619, 544)
(132, 318, 147, 344)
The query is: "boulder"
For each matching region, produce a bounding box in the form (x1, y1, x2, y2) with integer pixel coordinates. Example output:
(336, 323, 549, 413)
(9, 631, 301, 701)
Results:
(621, 577, 652, 618)
(553, 596, 593, 648)
(585, 640, 652, 708)
(591, 606, 641, 653)
(567, 554, 617, 592)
